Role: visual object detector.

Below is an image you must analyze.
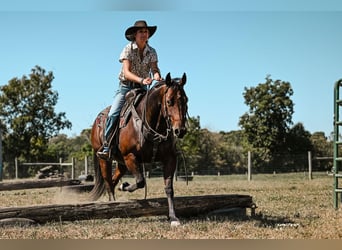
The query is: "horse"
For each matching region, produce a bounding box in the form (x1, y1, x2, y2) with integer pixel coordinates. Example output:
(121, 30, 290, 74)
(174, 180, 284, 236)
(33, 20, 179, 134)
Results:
(89, 73, 188, 226)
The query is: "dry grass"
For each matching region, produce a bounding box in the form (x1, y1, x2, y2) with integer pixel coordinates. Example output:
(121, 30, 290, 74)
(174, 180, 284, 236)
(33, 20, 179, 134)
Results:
(0, 173, 342, 239)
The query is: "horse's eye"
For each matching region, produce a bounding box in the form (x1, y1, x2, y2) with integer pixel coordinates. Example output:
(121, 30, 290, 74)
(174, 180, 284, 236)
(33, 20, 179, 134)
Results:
(167, 99, 174, 106)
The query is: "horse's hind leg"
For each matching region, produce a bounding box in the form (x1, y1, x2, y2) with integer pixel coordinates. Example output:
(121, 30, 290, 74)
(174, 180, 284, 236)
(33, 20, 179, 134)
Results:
(112, 162, 127, 190)
(99, 159, 115, 201)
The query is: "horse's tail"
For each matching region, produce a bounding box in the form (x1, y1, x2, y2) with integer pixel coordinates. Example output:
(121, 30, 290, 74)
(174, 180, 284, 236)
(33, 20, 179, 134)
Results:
(89, 150, 105, 200)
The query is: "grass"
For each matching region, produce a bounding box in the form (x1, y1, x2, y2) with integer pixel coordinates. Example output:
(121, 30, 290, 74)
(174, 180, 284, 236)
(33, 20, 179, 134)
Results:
(0, 173, 342, 239)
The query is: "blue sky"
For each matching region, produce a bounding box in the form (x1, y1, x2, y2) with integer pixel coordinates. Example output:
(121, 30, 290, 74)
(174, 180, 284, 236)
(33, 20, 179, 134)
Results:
(1, 1, 342, 137)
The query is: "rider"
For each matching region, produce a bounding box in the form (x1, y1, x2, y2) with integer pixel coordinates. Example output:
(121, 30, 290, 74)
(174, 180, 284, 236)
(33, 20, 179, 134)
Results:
(97, 20, 162, 159)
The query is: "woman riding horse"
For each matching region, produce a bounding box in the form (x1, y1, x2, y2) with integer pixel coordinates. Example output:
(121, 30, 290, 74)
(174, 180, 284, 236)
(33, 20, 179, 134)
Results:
(97, 20, 162, 159)
(90, 73, 188, 226)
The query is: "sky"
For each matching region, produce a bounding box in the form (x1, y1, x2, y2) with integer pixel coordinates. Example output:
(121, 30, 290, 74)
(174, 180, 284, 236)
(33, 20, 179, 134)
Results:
(1, 0, 342, 137)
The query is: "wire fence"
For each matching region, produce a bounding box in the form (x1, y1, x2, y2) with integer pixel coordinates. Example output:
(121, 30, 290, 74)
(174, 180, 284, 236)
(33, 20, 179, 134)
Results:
(0, 151, 333, 181)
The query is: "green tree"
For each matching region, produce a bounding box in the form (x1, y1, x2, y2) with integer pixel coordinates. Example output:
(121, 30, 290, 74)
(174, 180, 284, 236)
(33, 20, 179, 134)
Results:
(46, 129, 93, 178)
(0, 66, 72, 167)
(277, 122, 313, 172)
(310, 131, 333, 171)
(177, 116, 201, 173)
(219, 130, 246, 174)
(239, 76, 294, 171)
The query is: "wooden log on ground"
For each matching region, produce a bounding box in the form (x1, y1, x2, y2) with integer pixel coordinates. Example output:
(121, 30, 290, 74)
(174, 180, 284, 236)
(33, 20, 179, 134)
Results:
(0, 178, 81, 191)
(0, 194, 255, 224)
(63, 183, 95, 193)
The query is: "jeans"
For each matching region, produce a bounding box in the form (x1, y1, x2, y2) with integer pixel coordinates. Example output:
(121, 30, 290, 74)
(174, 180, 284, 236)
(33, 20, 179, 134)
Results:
(104, 82, 146, 142)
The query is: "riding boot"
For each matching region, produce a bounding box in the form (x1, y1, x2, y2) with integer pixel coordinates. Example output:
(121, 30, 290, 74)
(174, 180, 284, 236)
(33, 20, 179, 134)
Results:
(97, 115, 117, 160)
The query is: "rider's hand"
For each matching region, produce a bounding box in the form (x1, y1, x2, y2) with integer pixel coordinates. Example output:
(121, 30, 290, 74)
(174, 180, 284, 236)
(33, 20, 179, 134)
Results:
(153, 73, 162, 81)
(142, 77, 153, 85)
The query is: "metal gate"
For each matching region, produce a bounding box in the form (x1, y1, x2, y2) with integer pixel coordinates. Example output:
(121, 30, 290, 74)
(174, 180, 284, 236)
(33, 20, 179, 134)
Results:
(333, 79, 342, 208)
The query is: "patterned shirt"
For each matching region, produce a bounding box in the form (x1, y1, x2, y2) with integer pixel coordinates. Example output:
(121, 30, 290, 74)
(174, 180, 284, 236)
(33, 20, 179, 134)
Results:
(118, 41, 159, 82)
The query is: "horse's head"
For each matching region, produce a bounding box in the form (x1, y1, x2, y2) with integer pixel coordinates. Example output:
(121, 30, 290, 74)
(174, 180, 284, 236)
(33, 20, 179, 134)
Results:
(163, 73, 188, 138)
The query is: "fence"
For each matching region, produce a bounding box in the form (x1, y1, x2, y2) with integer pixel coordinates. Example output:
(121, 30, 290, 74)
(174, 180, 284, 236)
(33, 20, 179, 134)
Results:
(4, 151, 333, 181)
(188, 151, 332, 181)
(13, 157, 84, 179)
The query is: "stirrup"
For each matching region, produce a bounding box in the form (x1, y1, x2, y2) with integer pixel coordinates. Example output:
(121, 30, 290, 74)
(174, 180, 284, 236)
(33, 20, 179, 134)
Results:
(97, 150, 110, 160)
(97, 145, 110, 160)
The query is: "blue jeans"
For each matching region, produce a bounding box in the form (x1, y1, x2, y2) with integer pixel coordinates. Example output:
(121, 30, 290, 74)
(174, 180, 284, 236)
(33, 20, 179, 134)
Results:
(104, 83, 146, 142)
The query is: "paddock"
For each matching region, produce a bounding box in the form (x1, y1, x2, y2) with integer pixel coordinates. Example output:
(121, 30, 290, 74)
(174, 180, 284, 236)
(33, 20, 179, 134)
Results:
(0, 174, 339, 239)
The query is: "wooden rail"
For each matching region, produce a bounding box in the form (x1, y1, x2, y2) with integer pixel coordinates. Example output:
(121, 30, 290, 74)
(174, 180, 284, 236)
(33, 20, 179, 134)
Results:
(0, 178, 81, 191)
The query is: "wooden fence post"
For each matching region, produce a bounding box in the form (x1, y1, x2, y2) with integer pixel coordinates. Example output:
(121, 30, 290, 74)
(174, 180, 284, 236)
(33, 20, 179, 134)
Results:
(248, 151, 252, 181)
(15, 157, 18, 179)
(308, 151, 312, 180)
(0, 127, 2, 181)
(71, 157, 75, 179)
(84, 156, 88, 176)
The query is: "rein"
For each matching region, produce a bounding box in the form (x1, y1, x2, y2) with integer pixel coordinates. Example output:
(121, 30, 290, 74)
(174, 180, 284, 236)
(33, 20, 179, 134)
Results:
(142, 83, 172, 143)
(137, 82, 173, 199)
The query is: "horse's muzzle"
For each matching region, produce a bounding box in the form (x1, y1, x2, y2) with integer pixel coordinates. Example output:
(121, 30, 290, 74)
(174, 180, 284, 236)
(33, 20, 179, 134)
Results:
(173, 127, 187, 138)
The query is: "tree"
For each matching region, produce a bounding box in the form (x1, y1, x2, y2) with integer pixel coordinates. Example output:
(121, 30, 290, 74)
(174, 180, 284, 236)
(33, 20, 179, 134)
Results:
(279, 122, 313, 172)
(177, 116, 201, 173)
(239, 76, 294, 170)
(0, 66, 72, 166)
(46, 129, 93, 178)
(310, 131, 333, 171)
(219, 130, 246, 174)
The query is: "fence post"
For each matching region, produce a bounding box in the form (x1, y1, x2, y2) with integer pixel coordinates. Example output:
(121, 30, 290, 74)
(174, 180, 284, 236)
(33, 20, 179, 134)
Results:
(15, 157, 18, 179)
(0, 127, 2, 181)
(84, 156, 88, 176)
(71, 157, 75, 179)
(59, 157, 63, 175)
(248, 151, 252, 181)
(308, 151, 312, 180)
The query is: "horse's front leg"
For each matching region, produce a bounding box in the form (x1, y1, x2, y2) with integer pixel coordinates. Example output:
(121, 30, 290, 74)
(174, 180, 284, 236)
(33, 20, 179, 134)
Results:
(119, 153, 145, 192)
(164, 176, 180, 226)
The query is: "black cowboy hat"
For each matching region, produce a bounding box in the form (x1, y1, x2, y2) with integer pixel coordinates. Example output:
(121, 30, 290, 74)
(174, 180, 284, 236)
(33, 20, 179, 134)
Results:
(125, 20, 157, 41)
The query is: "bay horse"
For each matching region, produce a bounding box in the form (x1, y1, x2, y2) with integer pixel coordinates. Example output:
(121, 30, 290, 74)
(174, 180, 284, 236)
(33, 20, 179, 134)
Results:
(90, 73, 188, 226)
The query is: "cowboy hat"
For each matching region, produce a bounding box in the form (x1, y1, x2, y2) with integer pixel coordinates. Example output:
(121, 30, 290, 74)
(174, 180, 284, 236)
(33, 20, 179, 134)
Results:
(125, 20, 157, 41)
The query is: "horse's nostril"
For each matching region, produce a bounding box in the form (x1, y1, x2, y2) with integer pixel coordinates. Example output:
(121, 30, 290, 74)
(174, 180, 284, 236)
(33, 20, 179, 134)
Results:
(174, 129, 180, 136)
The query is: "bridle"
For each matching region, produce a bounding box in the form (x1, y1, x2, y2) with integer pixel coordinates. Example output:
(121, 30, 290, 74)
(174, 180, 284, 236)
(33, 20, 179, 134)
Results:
(142, 82, 173, 143)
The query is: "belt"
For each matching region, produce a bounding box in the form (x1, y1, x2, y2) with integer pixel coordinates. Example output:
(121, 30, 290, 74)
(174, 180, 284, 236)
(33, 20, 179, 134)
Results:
(121, 81, 141, 89)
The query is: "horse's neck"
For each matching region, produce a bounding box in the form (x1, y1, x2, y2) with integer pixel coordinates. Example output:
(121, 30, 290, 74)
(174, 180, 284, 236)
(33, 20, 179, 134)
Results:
(140, 86, 166, 130)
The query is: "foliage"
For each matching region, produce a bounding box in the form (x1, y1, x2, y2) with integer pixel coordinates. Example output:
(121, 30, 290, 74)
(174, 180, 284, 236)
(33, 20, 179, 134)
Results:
(0, 66, 72, 176)
(239, 76, 294, 170)
(310, 131, 333, 171)
(45, 129, 92, 177)
(177, 116, 201, 173)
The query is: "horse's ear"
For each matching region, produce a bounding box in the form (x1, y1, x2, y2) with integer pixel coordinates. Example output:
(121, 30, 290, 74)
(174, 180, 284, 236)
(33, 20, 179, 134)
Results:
(165, 73, 172, 86)
(179, 73, 187, 86)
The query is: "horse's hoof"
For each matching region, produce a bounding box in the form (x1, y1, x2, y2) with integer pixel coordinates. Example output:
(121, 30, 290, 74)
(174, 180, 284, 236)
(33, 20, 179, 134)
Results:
(119, 182, 130, 191)
(170, 220, 181, 227)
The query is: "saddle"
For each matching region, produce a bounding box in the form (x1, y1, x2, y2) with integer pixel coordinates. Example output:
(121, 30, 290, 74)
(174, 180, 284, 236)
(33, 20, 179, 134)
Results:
(119, 88, 146, 128)
(95, 88, 146, 159)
